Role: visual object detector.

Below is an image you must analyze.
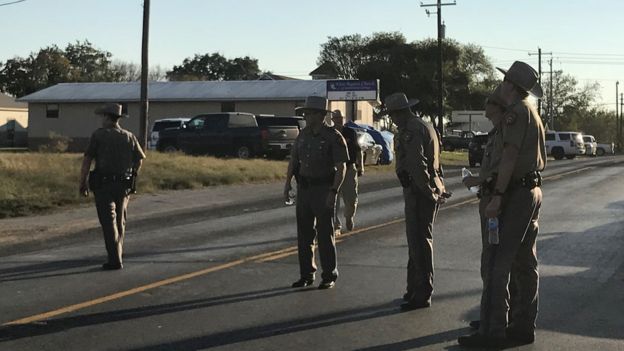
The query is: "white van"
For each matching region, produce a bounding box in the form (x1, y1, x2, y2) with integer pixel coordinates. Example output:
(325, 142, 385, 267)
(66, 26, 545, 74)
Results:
(545, 131, 586, 160)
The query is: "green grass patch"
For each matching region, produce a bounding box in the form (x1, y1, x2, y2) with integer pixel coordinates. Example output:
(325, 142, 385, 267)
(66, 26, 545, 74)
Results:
(0, 150, 467, 218)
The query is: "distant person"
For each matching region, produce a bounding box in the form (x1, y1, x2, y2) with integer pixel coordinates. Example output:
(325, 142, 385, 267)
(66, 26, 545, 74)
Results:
(331, 110, 363, 234)
(284, 96, 348, 289)
(79, 103, 145, 270)
(458, 61, 546, 348)
(386, 92, 448, 311)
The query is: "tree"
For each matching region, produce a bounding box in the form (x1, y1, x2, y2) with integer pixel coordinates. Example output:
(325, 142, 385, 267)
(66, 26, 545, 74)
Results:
(166, 53, 261, 81)
(317, 34, 370, 79)
(317, 33, 498, 119)
(0, 40, 121, 97)
(64, 40, 116, 81)
(111, 61, 167, 82)
(541, 71, 600, 129)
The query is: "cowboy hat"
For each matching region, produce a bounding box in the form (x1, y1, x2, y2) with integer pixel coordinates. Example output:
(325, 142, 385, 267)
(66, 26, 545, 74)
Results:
(295, 96, 330, 114)
(94, 103, 128, 118)
(496, 61, 543, 98)
(384, 92, 420, 112)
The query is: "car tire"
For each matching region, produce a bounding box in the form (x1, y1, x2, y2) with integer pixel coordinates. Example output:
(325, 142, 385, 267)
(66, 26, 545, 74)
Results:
(162, 144, 178, 153)
(596, 148, 605, 156)
(565, 154, 576, 160)
(236, 145, 252, 159)
(552, 147, 564, 160)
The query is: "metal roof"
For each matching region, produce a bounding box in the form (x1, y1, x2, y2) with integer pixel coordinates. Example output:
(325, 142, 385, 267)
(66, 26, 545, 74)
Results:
(0, 93, 27, 109)
(17, 80, 330, 103)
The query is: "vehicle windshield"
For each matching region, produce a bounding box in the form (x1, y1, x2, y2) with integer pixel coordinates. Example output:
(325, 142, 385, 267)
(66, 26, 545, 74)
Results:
(153, 121, 184, 131)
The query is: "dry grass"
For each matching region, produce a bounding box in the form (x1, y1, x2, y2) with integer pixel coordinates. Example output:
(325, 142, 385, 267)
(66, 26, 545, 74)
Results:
(0, 150, 467, 218)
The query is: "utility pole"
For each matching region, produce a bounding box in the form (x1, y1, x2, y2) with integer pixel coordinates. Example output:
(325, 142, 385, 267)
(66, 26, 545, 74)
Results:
(420, 0, 456, 136)
(621, 93, 623, 151)
(617, 81, 619, 150)
(548, 58, 554, 130)
(139, 0, 150, 150)
(528, 48, 552, 118)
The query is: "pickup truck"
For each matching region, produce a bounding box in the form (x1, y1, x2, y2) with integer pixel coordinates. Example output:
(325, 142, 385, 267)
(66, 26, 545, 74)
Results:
(256, 116, 305, 159)
(156, 112, 263, 158)
(442, 130, 475, 151)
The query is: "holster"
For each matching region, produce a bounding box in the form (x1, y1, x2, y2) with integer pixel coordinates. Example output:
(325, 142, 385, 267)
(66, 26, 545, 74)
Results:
(396, 170, 412, 188)
(88, 170, 102, 191)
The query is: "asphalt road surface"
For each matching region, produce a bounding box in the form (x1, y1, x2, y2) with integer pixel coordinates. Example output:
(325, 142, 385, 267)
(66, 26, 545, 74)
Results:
(1, 156, 623, 350)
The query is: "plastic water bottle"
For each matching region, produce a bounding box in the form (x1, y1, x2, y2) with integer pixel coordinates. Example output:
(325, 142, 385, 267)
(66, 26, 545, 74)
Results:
(488, 217, 500, 245)
(285, 189, 296, 206)
(461, 167, 480, 194)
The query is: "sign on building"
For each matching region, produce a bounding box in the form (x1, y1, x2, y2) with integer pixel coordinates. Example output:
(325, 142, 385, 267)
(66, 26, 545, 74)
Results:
(326, 80, 379, 101)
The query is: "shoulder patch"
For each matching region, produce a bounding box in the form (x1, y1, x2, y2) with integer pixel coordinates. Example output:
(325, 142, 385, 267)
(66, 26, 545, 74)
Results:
(505, 111, 517, 125)
(403, 131, 414, 142)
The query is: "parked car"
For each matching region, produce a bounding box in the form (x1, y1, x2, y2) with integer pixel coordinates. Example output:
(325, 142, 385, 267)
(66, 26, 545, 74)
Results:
(148, 118, 190, 150)
(157, 112, 262, 158)
(596, 141, 615, 156)
(545, 131, 586, 160)
(468, 132, 490, 167)
(582, 135, 598, 156)
(442, 130, 475, 151)
(256, 116, 305, 159)
(356, 130, 383, 165)
(345, 121, 394, 165)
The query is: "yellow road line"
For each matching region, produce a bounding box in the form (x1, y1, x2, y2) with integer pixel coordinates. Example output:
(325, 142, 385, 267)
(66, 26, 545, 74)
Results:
(1, 166, 594, 326)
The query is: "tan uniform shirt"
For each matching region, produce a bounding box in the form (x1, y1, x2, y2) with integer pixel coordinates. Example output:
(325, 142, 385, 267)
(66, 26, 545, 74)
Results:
(291, 125, 348, 178)
(395, 117, 445, 196)
(85, 126, 146, 175)
(502, 99, 547, 180)
(479, 128, 504, 182)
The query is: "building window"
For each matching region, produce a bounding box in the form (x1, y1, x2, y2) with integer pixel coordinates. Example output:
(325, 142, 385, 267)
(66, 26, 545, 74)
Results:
(46, 104, 59, 118)
(221, 102, 235, 112)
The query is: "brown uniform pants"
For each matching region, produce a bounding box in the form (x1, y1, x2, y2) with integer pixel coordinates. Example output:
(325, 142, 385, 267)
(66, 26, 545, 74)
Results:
(334, 164, 358, 229)
(403, 187, 439, 301)
(94, 182, 130, 266)
(296, 184, 338, 281)
(479, 186, 542, 337)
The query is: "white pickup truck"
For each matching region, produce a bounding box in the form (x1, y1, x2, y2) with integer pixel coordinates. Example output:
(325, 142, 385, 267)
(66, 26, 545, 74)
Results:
(545, 131, 586, 160)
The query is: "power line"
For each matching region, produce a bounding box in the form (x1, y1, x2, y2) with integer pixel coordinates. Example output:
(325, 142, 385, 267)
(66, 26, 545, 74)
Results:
(0, 0, 25, 7)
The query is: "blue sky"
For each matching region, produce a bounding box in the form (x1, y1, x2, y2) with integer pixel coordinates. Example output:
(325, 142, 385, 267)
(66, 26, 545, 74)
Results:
(2, 0, 624, 109)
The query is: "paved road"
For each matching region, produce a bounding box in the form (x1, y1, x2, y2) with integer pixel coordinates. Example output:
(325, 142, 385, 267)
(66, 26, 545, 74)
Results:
(0, 156, 623, 350)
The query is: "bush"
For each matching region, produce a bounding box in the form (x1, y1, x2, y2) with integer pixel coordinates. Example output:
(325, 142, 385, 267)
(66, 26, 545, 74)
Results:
(38, 132, 72, 153)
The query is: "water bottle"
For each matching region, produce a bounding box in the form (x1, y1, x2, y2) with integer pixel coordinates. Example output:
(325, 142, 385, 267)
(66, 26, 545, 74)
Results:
(285, 189, 296, 206)
(461, 167, 480, 194)
(488, 217, 500, 245)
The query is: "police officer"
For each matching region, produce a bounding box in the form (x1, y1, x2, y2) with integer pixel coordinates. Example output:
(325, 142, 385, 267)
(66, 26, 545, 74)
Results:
(331, 110, 363, 234)
(458, 61, 546, 347)
(79, 103, 146, 270)
(386, 92, 447, 310)
(462, 85, 509, 331)
(284, 96, 348, 290)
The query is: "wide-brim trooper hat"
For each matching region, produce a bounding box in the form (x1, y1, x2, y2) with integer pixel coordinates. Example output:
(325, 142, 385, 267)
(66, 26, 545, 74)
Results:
(384, 92, 420, 113)
(496, 61, 543, 98)
(295, 96, 331, 114)
(94, 103, 128, 118)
